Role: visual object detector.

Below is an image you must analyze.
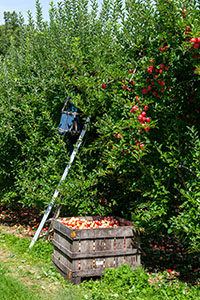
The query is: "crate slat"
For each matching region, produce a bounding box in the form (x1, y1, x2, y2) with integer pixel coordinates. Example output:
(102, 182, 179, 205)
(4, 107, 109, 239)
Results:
(53, 239, 138, 259)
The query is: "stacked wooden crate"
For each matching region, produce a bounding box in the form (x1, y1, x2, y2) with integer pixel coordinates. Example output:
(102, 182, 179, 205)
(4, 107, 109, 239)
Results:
(52, 216, 141, 284)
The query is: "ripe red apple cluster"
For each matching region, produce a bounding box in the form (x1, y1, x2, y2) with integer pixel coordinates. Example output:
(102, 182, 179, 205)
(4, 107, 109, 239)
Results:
(135, 142, 144, 150)
(60, 217, 120, 229)
(121, 77, 135, 92)
(138, 111, 151, 131)
(144, 59, 169, 98)
(176, 52, 200, 125)
(181, 8, 188, 18)
(131, 103, 150, 132)
(101, 68, 153, 153)
(159, 45, 168, 52)
(184, 27, 200, 60)
(184, 26, 191, 38)
(190, 37, 200, 49)
(115, 132, 123, 139)
(184, 26, 200, 49)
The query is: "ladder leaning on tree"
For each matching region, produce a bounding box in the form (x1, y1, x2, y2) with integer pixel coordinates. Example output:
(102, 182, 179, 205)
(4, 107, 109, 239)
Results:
(29, 97, 90, 249)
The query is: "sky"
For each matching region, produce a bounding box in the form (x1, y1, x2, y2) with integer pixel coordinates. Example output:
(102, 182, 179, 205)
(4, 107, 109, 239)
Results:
(0, 0, 61, 24)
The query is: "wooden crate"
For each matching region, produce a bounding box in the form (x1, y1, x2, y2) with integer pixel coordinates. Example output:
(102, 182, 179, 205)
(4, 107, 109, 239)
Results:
(52, 216, 141, 284)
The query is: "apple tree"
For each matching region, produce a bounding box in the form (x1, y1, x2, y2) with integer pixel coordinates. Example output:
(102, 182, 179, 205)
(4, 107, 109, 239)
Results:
(0, 0, 199, 255)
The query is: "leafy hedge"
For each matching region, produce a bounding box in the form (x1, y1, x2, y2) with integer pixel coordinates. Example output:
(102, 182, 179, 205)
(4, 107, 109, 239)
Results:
(0, 0, 200, 252)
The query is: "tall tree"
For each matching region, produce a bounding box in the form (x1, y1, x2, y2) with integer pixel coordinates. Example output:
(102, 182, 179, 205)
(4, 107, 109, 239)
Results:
(0, 11, 22, 56)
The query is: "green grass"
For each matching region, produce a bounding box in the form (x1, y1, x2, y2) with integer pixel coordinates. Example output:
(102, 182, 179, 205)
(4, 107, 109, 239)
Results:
(0, 228, 200, 300)
(0, 264, 42, 300)
(0, 228, 86, 300)
(0, 231, 54, 263)
(0, 262, 82, 300)
(82, 266, 200, 300)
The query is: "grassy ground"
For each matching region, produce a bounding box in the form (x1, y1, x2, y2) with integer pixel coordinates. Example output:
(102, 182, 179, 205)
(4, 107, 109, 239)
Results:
(0, 226, 84, 300)
(0, 225, 200, 300)
(0, 264, 44, 300)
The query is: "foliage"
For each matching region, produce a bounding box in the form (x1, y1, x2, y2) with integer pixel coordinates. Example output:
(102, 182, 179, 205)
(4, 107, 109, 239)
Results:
(0, 0, 199, 255)
(82, 265, 200, 300)
(0, 11, 23, 56)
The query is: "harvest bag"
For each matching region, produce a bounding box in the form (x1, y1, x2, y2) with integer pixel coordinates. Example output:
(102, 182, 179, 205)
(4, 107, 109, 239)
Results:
(58, 100, 81, 136)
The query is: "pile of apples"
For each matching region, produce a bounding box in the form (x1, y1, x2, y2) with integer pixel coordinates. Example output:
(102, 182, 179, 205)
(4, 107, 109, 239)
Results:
(190, 37, 200, 49)
(59, 217, 119, 229)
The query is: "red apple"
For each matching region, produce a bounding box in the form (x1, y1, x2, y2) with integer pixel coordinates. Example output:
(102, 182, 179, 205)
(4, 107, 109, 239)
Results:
(131, 105, 139, 113)
(142, 88, 148, 94)
(115, 133, 123, 139)
(190, 38, 196, 43)
(146, 117, 151, 123)
(193, 43, 199, 49)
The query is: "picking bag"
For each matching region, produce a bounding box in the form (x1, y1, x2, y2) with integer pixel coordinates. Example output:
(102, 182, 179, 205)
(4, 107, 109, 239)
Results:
(58, 100, 81, 136)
